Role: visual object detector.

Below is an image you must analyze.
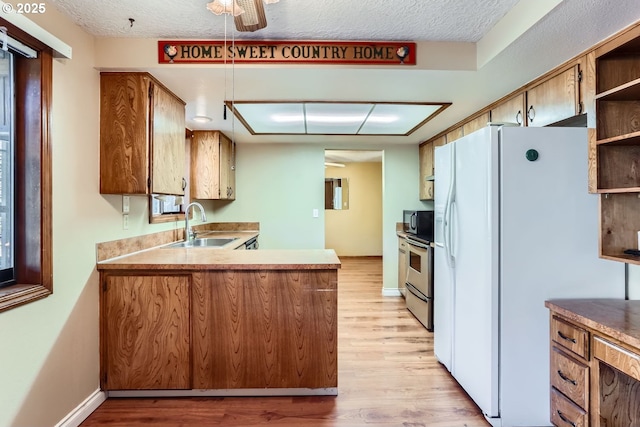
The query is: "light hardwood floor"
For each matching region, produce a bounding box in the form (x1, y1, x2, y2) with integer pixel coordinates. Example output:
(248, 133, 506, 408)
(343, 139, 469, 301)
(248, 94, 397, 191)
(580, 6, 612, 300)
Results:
(81, 257, 490, 427)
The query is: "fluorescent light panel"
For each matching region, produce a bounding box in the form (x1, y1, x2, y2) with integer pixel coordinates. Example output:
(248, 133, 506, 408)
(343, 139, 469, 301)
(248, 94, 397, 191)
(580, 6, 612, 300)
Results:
(230, 102, 450, 136)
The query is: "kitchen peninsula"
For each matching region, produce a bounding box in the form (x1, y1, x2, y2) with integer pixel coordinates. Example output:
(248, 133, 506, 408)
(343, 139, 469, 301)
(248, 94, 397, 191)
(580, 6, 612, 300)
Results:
(96, 225, 340, 397)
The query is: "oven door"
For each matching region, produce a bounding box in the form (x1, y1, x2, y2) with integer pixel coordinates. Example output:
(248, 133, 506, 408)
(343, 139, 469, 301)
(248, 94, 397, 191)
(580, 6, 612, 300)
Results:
(406, 238, 432, 298)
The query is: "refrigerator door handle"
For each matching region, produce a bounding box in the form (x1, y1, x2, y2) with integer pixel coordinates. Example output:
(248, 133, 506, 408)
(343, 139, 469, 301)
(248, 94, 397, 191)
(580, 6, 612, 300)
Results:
(444, 142, 456, 267)
(448, 199, 457, 261)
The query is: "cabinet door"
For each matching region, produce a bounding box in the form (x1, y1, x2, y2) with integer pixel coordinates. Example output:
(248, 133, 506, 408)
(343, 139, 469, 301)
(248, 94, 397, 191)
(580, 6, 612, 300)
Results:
(490, 93, 525, 126)
(526, 65, 581, 127)
(419, 141, 434, 200)
(190, 131, 221, 199)
(462, 112, 490, 135)
(151, 83, 186, 195)
(99, 73, 150, 194)
(192, 270, 338, 389)
(219, 134, 236, 200)
(102, 274, 190, 390)
(446, 127, 463, 143)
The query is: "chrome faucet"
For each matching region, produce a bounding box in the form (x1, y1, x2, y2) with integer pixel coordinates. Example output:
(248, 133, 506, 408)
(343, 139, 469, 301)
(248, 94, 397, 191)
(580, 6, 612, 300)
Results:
(184, 202, 207, 242)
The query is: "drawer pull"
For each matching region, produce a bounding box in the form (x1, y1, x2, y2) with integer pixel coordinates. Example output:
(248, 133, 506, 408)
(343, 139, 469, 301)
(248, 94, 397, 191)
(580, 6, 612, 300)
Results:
(557, 410, 577, 427)
(557, 369, 577, 386)
(557, 331, 577, 343)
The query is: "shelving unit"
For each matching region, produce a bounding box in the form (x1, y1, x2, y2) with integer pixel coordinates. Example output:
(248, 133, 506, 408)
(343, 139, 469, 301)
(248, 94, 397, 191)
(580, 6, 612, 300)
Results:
(595, 26, 640, 263)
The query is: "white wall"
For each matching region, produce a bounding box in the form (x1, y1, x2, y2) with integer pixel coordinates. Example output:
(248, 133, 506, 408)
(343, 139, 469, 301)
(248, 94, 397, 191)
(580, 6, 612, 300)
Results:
(208, 142, 430, 291)
(208, 143, 326, 249)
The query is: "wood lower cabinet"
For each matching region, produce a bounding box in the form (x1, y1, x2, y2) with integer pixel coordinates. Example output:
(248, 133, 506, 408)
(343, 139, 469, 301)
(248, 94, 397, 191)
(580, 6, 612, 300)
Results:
(100, 268, 338, 392)
(100, 72, 186, 195)
(101, 274, 191, 390)
(526, 65, 582, 127)
(546, 299, 640, 427)
(190, 130, 236, 200)
(192, 270, 337, 389)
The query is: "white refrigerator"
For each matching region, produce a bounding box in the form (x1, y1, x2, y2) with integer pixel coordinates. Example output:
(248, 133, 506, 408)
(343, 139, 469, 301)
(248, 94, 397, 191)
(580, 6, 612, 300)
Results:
(433, 125, 625, 427)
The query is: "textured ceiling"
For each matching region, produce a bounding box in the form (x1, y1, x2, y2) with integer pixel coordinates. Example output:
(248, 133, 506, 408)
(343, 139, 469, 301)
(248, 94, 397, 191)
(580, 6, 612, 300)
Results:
(49, 0, 521, 41)
(41, 0, 640, 152)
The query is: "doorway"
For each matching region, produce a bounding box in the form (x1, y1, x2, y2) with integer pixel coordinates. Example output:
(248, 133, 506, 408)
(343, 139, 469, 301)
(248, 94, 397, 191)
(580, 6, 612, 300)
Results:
(324, 150, 383, 256)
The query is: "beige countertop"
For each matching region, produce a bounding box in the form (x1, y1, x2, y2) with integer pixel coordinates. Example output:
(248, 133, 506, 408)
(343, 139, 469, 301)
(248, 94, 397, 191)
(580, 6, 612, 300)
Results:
(97, 230, 341, 271)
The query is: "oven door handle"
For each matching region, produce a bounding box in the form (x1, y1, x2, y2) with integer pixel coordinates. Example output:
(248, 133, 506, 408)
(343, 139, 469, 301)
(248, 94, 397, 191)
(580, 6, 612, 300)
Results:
(406, 282, 431, 302)
(406, 238, 430, 250)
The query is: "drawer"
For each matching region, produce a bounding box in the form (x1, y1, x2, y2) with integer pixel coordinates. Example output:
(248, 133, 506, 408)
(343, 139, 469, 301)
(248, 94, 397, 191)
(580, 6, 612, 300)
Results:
(551, 388, 588, 427)
(552, 316, 589, 359)
(551, 346, 589, 409)
(593, 336, 640, 382)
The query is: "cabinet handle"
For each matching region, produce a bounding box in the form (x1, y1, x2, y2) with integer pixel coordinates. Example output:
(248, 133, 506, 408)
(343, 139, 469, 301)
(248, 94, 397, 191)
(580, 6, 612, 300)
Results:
(557, 331, 577, 343)
(556, 410, 576, 427)
(527, 105, 535, 123)
(182, 177, 187, 190)
(428, 186, 433, 197)
(557, 370, 577, 385)
(515, 110, 522, 125)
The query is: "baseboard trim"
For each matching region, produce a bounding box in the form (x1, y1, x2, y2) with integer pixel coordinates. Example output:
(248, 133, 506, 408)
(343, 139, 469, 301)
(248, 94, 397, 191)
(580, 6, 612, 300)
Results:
(382, 288, 402, 297)
(55, 388, 106, 427)
(108, 387, 338, 397)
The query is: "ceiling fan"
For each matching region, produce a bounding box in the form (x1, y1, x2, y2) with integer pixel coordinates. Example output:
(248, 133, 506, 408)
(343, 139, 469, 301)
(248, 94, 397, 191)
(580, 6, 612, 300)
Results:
(207, 0, 279, 32)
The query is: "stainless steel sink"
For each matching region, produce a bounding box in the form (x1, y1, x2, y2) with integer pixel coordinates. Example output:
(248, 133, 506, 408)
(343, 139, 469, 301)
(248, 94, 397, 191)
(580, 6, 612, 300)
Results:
(165, 237, 237, 248)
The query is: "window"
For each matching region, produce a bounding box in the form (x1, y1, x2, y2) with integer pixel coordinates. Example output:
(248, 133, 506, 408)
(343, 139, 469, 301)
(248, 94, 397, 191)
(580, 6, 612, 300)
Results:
(0, 20, 53, 312)
(0, 49, 14, 287)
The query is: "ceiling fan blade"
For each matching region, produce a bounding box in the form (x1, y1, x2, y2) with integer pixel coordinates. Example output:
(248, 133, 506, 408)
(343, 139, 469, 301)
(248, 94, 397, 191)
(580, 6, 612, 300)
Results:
(234, 0, 267, 32)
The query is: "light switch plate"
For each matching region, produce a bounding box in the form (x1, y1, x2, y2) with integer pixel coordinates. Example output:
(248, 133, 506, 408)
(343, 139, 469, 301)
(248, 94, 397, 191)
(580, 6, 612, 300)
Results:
(122, 195, 130, 213)
(313, 208, 319, 218)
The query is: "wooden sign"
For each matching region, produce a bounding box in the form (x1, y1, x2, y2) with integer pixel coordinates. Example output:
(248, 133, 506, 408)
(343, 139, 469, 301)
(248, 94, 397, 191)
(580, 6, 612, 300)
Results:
(158, 40, 416, 65)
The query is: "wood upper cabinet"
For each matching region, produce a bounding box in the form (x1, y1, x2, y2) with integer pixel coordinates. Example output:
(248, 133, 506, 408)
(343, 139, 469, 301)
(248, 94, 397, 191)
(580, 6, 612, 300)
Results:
(419, 135, 445, 200)
(445, 127, 463, 143)
(593, 24, 640, 264)
(100, 72, 186, 195)
(419, 141, 434, 200)
(462, 112, 490, 135)
(101, 274, 191, 390)
(190, 130, 236, 200)
(525, 65, 582, 127)
(490, 93, 525, 126)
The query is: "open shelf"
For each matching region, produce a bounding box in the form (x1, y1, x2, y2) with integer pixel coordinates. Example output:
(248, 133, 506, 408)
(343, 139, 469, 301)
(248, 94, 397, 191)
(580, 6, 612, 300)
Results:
(600, 193, 640, 264)
(596, 77, 640, 101)
(596, 130, 640, 146)
(597, 144, 640, 190)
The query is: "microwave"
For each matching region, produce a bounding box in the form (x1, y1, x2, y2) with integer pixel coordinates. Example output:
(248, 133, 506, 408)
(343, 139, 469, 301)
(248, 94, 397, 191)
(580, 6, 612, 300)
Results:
(403, 210, 434, 241)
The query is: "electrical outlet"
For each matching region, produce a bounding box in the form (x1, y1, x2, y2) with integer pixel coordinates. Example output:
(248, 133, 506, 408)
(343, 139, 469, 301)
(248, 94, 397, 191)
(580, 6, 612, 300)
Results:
(123, 214, 129, 230)
(122, 195, 130, 213)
